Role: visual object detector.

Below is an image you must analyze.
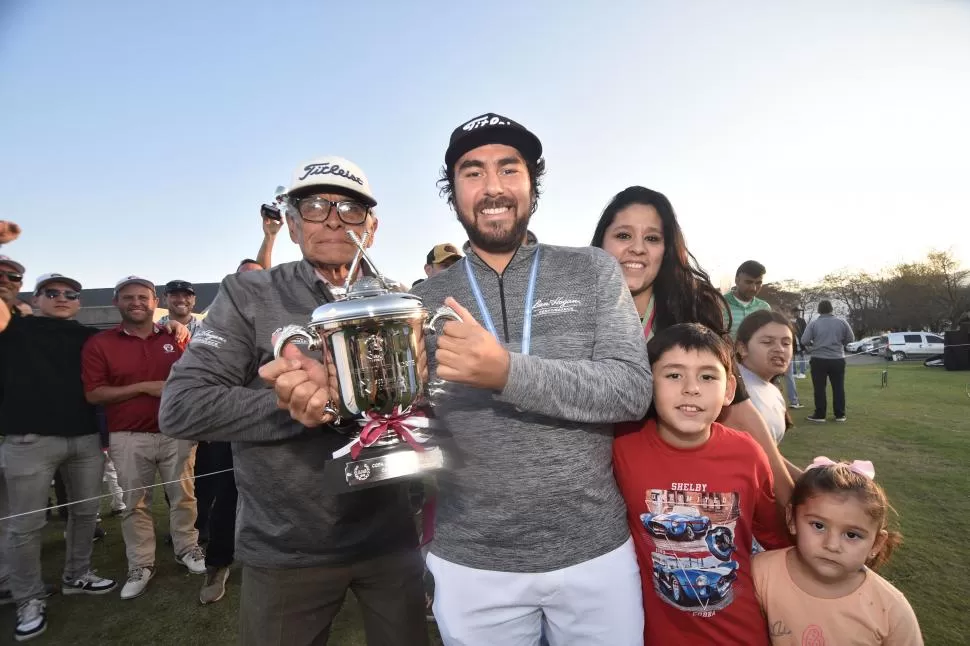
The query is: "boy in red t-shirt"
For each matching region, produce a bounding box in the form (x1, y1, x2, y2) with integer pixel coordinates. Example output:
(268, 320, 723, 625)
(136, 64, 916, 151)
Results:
(613, 323, 790, 645)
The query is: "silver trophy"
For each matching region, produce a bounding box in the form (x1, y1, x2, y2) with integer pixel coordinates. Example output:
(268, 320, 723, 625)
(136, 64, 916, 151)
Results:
(273, 230, 460, 489)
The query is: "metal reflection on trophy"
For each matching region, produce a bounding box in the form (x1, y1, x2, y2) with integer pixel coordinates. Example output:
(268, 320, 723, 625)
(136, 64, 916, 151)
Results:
(273, 231, 459, 489)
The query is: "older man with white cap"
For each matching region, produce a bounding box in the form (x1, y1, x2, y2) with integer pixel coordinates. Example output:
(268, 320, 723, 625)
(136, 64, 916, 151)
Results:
(82, 275, 205, 602)
(159, 157, 429, 646)
(0, 272, 117, 642)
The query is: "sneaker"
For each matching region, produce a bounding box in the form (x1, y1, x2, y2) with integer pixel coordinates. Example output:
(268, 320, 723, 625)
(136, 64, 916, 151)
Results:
(15, 599, 46, 642)
(835, 416, 847, 423)
(63, 570, 117, 596)
(93, 526, 106, 542)
(199, 566, 231, 605)
(789, 403, 804, 409)
(120, 566, 155, 600)
(805, 416, 827, 423)
(177, 546, 207, 574)
(795, 373, 807, 379)
(109, 507, 125, 517)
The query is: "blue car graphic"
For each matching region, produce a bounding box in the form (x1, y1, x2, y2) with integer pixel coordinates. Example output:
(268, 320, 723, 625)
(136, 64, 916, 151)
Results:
(641, 509, 712, 541)
(652, 559, 739, 607)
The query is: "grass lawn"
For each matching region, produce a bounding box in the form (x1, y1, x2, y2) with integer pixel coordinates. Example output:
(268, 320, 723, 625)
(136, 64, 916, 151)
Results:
(3, 362, 967, 644)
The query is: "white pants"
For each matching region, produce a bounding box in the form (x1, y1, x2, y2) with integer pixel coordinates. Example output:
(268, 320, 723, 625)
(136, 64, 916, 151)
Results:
(427, 537, 643, 646)
(102, 453, 125, 512)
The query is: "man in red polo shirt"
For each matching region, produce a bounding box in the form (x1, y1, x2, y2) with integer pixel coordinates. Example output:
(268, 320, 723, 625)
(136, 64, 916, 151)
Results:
(82, 276, 206, 600)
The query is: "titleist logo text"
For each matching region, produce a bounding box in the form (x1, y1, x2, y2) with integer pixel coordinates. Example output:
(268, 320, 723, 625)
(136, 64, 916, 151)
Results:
(298, 163, 364, 185)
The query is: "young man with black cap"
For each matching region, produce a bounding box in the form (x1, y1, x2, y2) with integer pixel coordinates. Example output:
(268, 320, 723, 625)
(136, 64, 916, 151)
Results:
(159, 280, 202, 336)
(159, 157, 428, 645)
(0, 272, 117, 642)
(406, 114, 652, 644)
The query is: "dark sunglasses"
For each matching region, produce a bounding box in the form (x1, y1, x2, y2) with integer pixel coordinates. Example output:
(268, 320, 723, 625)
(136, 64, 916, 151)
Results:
(42, 288, 80, 301)
(0, 271, 23, 283)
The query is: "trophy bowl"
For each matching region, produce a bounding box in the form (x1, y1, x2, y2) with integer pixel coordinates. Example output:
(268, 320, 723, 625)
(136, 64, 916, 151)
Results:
(273, 273, 459, 489)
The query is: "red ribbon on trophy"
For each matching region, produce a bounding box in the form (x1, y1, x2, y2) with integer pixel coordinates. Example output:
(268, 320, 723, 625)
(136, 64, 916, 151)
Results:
(332, 406, 433, 460)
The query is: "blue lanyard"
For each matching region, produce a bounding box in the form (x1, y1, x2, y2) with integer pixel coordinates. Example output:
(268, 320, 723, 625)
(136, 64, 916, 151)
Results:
(463, 249, 541, 356)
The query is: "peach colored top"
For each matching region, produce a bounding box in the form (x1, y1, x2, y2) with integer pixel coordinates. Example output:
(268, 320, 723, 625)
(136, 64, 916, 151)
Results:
(752, 548, 922, 646)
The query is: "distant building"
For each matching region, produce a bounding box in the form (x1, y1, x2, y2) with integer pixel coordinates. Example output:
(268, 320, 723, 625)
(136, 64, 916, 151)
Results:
(18, 282, 222, 329)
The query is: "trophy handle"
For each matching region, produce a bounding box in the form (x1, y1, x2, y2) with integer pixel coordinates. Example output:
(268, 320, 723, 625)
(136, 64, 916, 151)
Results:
(273, 325, 322, 357)
(271, 325, 341, 423)
(425, 306, 463, 335)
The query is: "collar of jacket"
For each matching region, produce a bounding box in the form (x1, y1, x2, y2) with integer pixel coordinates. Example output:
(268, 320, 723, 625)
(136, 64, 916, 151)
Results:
(296, 258, 405, 301)
(461, 230, 539, 275)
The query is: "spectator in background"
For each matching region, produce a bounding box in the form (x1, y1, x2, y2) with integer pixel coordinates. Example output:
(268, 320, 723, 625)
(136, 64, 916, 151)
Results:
(159, 280, 201, 336)
(13, 301, 33, 316)
(236, 258, 263, 273)
(423, 243, 463, 278)
(255, 208, 283, 270)
(82, 276, 205, 601)
(801, 299, 854, 424)
(0, 255, 26, 316)
(723, 260, 771, 339)
(0, 272, 117, 642)
(783, 306, 808, 410)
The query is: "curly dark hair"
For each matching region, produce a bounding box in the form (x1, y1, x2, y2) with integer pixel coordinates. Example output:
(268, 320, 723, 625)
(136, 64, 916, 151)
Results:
(591, 186, 730, 336)
(436, 158, 546, 215)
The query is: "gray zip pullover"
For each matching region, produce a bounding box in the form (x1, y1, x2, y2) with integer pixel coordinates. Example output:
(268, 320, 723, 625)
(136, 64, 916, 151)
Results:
(802, 314, 854, 360)
(410, 234, 652, 572)
(158, 260, 416, 568)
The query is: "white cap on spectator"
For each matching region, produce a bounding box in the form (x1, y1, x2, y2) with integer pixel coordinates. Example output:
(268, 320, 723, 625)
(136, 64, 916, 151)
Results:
(114, 275, 156, 295)
(35, 272, 82, 294)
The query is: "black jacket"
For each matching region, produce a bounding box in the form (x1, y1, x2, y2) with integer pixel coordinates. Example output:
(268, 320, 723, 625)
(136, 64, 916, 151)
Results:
(0, 315, 100, 437)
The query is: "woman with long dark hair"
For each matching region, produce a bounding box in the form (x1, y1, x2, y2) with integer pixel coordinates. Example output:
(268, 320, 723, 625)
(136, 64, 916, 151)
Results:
(592, 186, 797, 500)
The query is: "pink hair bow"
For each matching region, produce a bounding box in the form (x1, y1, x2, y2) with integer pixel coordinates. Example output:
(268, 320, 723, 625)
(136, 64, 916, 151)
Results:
(806, 456, 876, 480)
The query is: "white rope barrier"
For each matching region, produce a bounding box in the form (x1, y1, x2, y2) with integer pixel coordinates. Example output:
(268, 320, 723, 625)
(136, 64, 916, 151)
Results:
(0, 467, 236, 523)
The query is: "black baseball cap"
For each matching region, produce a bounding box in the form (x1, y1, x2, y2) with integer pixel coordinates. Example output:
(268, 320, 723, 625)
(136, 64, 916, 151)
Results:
(444, 113, 542, 170)
(164, 280, 195, 295)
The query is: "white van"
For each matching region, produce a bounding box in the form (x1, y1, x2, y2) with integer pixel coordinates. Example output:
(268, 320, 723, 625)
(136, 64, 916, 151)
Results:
(879, 332, 945, 361)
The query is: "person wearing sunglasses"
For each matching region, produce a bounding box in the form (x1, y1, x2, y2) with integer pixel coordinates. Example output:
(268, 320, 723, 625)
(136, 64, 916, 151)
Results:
(159, 156, 428, 646)
(0, 273, 117, 642)
(0, 255, 25, 315)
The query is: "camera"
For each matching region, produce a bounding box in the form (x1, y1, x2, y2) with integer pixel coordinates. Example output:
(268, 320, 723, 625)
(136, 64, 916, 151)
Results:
(261, 203, 282, 222)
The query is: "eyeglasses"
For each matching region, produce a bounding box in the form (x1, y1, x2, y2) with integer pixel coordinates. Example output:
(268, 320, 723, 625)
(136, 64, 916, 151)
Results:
(0, 271, 23, 283)
(42, 289, 80, 301)
(297, 197, 370, 225)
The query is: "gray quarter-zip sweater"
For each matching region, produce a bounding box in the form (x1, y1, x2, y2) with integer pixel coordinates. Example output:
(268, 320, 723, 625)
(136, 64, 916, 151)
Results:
(801, 314, 854, 360)
(158, 260, 417, 568)
(410, 233, 653, 572)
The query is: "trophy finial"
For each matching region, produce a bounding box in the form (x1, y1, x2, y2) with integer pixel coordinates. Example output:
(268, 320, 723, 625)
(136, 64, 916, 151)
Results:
(345, 230, 389, 291)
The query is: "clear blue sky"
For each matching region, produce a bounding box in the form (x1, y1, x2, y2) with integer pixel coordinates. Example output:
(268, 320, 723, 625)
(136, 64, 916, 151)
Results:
(2, 0, 969, 292)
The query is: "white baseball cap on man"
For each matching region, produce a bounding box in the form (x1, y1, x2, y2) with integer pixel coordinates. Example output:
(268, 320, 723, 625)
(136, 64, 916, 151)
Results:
(114, 275, 156, 295)
(35, 272, 83, 294)
(285, 156, 377, 207)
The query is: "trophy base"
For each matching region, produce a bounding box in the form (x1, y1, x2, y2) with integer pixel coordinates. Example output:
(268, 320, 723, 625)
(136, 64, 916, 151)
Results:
(323, 443, 444, 492)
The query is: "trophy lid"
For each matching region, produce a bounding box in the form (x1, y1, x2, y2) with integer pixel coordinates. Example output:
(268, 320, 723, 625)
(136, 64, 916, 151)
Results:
(309, 280, 425, 326)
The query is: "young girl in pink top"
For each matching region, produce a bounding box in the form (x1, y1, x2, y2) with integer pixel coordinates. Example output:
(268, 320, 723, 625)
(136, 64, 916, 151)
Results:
(752, 458, 922, 644)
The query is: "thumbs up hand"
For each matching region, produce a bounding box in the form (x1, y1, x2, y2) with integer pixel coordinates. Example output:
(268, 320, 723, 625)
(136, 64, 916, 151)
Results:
(259, 343, 339, 427)
(434, 297, 511, 390)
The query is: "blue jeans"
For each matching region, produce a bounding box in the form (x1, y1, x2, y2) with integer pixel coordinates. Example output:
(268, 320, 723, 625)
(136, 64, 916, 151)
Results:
(784, 362, 800, 406)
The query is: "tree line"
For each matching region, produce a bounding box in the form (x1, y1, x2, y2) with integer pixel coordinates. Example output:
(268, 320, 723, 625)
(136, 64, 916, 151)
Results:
(757, 250, 970, 337)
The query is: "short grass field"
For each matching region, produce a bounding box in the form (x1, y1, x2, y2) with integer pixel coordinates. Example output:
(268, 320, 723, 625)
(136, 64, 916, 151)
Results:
(3, 362, 967, 645)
